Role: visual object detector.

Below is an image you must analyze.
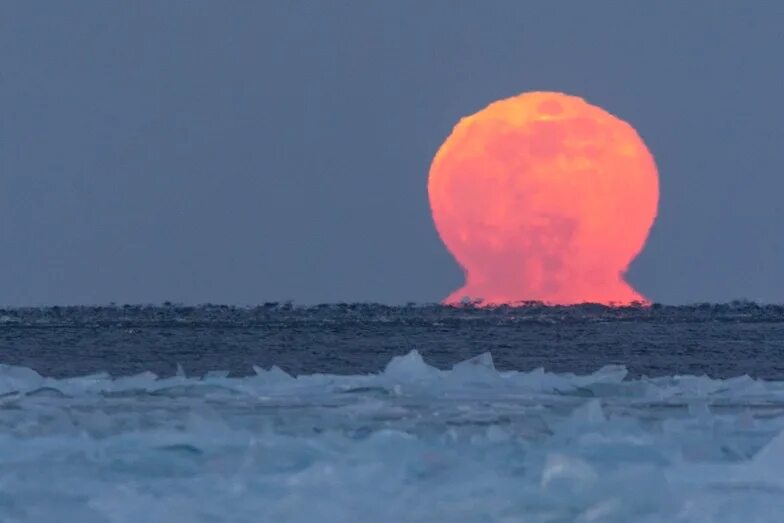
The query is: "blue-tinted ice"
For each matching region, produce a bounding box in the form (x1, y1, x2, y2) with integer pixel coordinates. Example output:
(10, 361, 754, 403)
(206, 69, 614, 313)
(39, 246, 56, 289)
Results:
(2, 350, 784, 522)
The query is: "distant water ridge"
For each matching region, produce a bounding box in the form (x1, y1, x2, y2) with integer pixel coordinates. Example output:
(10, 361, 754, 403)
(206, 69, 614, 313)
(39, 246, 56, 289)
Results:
(1, 302, 783, 379)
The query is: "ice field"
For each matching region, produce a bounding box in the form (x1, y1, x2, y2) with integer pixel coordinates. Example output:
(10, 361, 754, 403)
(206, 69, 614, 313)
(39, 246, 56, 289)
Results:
(2, 349, 784, 522)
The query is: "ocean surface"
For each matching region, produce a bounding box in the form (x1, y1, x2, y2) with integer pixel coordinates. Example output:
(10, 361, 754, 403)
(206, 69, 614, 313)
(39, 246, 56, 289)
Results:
(2, 303, 784, 522)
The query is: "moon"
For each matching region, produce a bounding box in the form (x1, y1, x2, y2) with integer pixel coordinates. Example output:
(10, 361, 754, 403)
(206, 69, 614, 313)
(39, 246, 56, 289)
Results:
(428, 91, 659, 305)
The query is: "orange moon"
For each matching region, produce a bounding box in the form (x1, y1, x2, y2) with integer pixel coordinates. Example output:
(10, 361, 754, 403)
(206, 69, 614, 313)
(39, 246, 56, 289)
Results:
(428, 92, 659, 305)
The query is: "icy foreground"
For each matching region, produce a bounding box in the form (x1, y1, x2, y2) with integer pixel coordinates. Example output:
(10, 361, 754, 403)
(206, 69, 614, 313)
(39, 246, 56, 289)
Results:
(2, 351, 784, 522)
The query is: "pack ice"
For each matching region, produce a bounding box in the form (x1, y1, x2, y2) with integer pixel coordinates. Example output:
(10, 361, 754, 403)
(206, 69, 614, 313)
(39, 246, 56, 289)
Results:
(1, 350, 784, 522)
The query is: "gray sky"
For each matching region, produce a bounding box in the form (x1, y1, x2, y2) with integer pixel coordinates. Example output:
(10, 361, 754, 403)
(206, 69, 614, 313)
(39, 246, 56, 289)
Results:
(1, 2, 783, 305)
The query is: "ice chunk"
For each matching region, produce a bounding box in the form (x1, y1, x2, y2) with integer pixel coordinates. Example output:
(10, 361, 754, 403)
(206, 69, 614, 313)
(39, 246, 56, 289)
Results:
(252, 364, 293, 384)
(382, 350, 441, 382)
(448, 352, 499, 385)
(541, 453, 598, 488)
(0, 364, 43, 394)
(738, 429, 784, 487)
(451, 351, 495, 372)
(570, 399, 607, 425)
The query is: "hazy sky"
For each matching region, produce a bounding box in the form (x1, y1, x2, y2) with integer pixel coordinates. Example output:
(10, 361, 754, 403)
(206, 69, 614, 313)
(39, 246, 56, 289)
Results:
(2, 2, 783, 305)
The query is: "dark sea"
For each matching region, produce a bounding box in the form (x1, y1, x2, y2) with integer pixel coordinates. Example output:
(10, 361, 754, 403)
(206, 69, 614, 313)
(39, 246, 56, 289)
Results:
(2, 303, 784, 522)
(2, 302, 784, 379)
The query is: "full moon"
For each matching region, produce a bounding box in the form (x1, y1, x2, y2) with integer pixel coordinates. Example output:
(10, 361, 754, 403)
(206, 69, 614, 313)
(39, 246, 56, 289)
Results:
(428, 91, 659, 305)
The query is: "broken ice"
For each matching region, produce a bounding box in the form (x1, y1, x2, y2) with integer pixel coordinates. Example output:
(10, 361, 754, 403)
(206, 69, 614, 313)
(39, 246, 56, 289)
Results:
(1, 350, 784, 522)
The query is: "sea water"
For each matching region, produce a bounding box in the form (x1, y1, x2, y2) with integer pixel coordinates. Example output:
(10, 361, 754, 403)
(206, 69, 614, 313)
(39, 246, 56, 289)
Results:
(1, 304, 784, 522)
